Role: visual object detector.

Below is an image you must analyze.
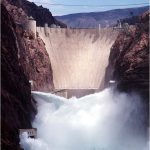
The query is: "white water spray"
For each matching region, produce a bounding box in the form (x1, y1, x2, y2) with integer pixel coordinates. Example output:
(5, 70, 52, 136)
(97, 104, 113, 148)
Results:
(20, 88, 148, 150)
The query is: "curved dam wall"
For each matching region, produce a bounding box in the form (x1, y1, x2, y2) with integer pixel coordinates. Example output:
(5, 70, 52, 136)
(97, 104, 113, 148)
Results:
(37, 27, 119, 90)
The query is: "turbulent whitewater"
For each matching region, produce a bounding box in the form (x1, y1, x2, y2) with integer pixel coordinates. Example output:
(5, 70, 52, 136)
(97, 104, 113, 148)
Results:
(20, 88, 148, 150)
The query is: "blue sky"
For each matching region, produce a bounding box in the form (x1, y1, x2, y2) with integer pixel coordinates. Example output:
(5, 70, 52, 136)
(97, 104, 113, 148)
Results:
(28, 0, 149, 16)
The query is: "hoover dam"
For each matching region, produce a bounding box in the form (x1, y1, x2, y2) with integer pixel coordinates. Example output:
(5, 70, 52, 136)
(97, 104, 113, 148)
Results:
(36, 26, 119, 91)
(2, 1, 149, 150)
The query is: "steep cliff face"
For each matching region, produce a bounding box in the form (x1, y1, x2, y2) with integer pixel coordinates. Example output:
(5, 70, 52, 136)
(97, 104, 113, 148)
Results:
(17, 30, 54, 91)
(4, 0, 67, 27)
(3, 0, 55, 91)
(2, 0, 55, 148)
(3, 0, 28, 24)
(1, 4, 36, 149)
(105, 11, 149, 101)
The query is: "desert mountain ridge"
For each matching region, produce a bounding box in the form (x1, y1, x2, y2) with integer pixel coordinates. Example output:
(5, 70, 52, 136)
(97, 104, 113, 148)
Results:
(55, 6, 149, 28)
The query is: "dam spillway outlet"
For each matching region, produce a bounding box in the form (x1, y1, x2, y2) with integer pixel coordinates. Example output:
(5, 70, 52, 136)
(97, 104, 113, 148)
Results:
(20, 89, 148, 150)
(53, 89, 96, 98)
(37, 27, 119, 90)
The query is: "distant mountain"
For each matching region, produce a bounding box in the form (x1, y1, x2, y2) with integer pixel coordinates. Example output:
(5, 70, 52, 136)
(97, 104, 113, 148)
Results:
(55, 6, 149, 28)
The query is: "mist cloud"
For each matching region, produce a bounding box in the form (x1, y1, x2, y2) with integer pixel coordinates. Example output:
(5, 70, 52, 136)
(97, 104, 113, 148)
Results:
(20, 88, 148, 150)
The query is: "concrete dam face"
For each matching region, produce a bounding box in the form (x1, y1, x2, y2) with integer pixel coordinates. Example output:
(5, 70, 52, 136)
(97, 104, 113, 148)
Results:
(37, 27, 119, 90)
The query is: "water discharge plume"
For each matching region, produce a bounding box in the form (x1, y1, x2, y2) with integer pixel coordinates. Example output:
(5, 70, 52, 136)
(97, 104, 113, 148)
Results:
(20, 88, 148, 150)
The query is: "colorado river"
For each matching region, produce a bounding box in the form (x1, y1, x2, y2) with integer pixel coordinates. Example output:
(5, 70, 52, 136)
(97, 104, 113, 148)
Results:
(20, 88, 148, 150)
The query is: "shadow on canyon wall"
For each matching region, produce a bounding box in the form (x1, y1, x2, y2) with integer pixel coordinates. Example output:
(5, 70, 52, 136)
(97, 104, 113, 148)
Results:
(105, 11, 149, 102)
(2, 0, 56, 149)
(1, 5, 36, 150)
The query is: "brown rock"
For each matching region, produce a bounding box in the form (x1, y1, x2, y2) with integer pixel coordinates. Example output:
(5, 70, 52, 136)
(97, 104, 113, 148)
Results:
(3, 0, 55, 92)
(17, 29, 54, 91)
(105, 11, 149, 101)
(4, 0, 67, 27)
(1, 4, 36, 150)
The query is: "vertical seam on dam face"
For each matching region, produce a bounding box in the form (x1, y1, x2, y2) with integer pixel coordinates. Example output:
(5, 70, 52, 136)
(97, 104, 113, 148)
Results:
(37, 27, 119, 90)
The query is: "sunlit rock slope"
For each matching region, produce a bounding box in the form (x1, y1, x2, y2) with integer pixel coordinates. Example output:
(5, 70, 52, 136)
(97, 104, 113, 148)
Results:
(3, 0, 54, 91)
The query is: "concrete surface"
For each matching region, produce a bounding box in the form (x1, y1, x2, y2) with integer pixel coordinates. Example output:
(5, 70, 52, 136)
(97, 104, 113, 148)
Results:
(37, 27, 119, 90)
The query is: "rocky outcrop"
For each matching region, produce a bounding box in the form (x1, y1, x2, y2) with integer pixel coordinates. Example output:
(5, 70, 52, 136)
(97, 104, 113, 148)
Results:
(17, 30, 54, 91)
(1, 4, 36, 149)
(3, 0, 55, 91)
(2, 0, 55, 148)
(3, 0, 28, 24)
(105, 11, 149, 101)
(4, 0, 67, 27)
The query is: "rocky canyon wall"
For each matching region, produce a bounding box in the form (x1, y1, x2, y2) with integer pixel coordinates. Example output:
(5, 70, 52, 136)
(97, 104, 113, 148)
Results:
(105, 11, 149, 102)
(3, 0, 55, 91)
(4, 0, 67, 27)
(1, 5, 36, 149)
(2, 0, 55, 149)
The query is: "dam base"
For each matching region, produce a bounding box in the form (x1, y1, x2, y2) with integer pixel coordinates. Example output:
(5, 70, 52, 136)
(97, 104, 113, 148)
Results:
(53, 89, 96, 99)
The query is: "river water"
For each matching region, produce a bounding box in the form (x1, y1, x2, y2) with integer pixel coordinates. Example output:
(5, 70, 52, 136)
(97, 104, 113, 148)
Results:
(20, 88, 148, 150)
